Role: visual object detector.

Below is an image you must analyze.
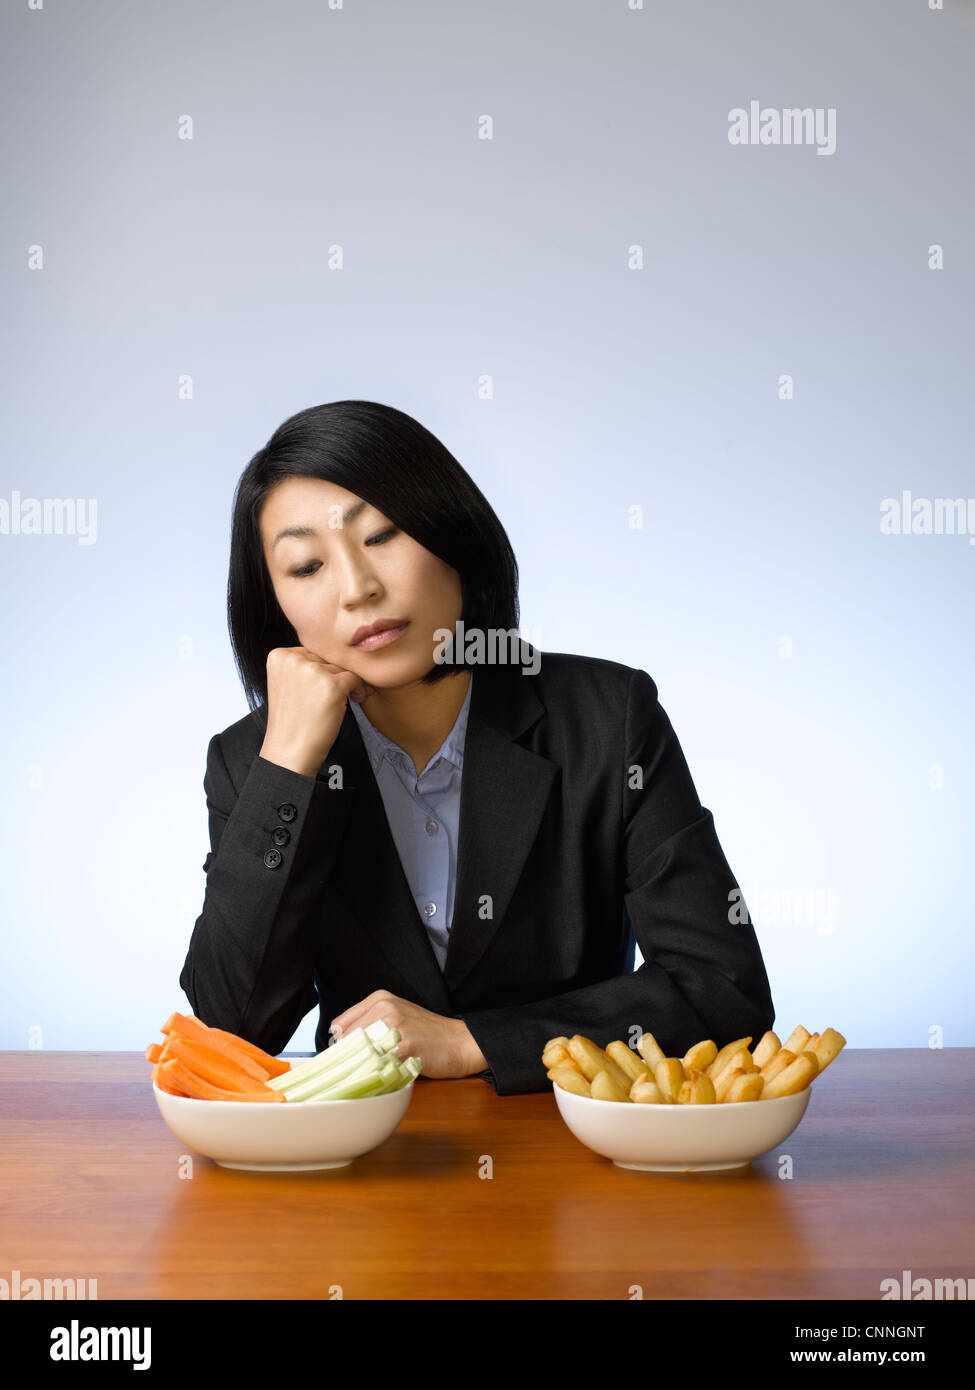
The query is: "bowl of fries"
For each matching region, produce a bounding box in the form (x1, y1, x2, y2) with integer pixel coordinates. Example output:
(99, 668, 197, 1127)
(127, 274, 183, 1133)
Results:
(544, 1026, 845, 1172)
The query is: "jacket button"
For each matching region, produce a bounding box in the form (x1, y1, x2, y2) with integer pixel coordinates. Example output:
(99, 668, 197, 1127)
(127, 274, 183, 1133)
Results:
(263, 848, 282, 869)
(272, 826, 291, 847)
(277, 803, 298, 823)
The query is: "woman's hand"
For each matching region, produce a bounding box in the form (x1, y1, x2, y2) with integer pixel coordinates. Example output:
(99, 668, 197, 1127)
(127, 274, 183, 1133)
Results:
(259, 646, 377, 778)
(329, 990, 488, 1079)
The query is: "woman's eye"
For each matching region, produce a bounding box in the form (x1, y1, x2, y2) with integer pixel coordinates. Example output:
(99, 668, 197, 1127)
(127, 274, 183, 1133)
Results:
(291, 528, 397, 578)
(366, 527, 397, 546)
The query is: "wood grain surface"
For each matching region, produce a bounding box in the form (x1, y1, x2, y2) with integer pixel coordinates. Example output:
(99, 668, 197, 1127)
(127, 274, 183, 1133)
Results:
(0, 1048, 972, 1301)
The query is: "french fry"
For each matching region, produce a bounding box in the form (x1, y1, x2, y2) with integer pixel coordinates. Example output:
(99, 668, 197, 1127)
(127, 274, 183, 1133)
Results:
(654, 1058, 685, 1103)
(763, 1051, 818, 1099)
(682, 1040, 718, 1072)
(714, 1065, 747, 1102)
(543, 1043, 584, 1073)
(635, 1032, 667, 1074)
(547, 1065, 591, 1098)
(606, 1040, 648, 1083)
(759, 1047, 796, 1086)
(677, 1070, 716, 1104)
(568, 1036, 631, 1092)
(781, 1025, 811, 1056)
(706, 1037, 753, 1079)
(807, 1028, 846, 1074)
(630, 1078, 666, 1103)
(724, 1072, 764, 1103)
(542, 1037, 576, 1067)
(591, 1068, 630, 1102)
(712, 1048, 756, 1098)
(752, 1031, 781, 1069)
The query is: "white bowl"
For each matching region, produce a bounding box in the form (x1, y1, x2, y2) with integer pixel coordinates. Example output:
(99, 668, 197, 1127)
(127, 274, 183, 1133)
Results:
(552, 1083, 811, 1171)
(152, 1080, 414, 1171)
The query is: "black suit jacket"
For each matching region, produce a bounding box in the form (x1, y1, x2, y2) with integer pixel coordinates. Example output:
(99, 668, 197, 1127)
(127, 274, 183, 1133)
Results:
(179, 650, 775, 1094)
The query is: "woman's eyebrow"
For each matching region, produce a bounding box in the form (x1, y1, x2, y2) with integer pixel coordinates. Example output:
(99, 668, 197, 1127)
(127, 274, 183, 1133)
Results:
(271, 499, 369, 549)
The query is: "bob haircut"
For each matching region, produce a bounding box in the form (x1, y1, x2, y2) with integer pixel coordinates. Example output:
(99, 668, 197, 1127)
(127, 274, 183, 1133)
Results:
(227, 400, 521, 725)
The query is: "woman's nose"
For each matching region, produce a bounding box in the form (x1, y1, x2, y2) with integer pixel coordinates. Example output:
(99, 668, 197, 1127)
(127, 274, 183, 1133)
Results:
(336, 550, 381, 604)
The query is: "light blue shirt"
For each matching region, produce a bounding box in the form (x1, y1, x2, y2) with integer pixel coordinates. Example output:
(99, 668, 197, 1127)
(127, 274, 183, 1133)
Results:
(347, 676, 473, 971)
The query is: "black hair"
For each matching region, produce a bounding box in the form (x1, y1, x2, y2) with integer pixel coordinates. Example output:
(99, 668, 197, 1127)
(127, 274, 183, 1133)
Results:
(227, 400, 520, 724)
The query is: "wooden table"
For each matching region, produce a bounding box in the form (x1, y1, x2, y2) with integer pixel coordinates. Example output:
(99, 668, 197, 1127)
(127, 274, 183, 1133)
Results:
(1, 1048, 972, 1303)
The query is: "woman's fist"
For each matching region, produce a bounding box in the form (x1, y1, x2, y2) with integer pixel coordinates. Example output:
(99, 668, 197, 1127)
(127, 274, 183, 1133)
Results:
(259, 646, 376, 778)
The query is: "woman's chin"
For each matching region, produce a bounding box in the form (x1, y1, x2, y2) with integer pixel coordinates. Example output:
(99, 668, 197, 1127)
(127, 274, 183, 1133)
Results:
(348, 655, 432, 690)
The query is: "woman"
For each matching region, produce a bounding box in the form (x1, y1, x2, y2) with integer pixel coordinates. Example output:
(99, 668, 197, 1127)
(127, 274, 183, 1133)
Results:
(180, 400, 775, 1094)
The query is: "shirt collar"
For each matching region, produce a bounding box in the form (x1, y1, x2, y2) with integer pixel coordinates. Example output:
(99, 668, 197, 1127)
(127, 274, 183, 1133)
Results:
(348, 673, 474, 779)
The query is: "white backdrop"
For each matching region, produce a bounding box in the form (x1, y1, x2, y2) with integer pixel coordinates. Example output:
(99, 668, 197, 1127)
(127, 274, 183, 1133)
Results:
(2, 0, 972, 1054)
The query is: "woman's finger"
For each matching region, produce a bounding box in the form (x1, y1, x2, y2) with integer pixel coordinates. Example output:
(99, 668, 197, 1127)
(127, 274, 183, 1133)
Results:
(330, 992, 399, 1040)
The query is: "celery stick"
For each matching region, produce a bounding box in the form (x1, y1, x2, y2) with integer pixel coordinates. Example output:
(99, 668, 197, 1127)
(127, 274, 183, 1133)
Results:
(370, 1063, 414, 1095)
(299, 1066, 386, 1103)
(299, 1056, 389, 1100)
(288, 1054, 419, 1102)
(323, 1057, 416, 1101)
(280, 1037, 377, 1093)
(371, 1027, 401, 1056)
(311, 1075, 387, 1101)
(295, 1054, 399, 1103)
(271, 1016, 420, 1102)
(262, 1028, 364, 1089)
(281, 1044, 380, 1102)
(266, 1020, 399, 1091)
(290, 1045, 408, 1106)
(266, 1028, 371, 1091)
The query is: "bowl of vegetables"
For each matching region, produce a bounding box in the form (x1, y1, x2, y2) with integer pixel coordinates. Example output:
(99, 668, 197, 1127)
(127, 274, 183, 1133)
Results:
(148, 1013, 420, 1171)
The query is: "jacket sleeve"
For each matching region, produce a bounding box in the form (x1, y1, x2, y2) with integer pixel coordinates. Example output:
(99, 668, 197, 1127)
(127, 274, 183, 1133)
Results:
(179, 734, 341, 1057)
(457, 668, 776, 1095)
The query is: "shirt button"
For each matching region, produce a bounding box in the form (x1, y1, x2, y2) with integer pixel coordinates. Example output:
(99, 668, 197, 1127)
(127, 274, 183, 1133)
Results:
(264, 849, 283, 870)
(423, 902, 437, 917)
(272, 826, 291, 847)
(425, 819, 438, 835)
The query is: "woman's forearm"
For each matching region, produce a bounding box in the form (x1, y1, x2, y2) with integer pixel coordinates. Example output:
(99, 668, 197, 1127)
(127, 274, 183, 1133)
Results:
(180, 739, 337, 1054)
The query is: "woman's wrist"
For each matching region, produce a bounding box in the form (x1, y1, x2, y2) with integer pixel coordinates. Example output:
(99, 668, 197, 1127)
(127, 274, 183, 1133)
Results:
(455, 1019, 488, 1076)
(258, 741, 320, 779)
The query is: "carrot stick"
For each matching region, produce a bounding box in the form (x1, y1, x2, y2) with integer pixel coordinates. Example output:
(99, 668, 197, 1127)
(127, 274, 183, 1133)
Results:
(146, 1043, 163, 1062)
(160, 1057, 284, 1102)
(159, 1015, 273, 1080)
(160, 1012, 290, 1077)
(164, 1037, 271, 1093)
(198, 1037, 266, 1080)
(207, 1029, 291, 1078)
(161, 1012, 211, 1040)
(152, 1060, 189, 1096)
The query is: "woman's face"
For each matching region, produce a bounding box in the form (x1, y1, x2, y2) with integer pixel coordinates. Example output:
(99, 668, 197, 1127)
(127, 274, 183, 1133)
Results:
(259, 475, 463, 684)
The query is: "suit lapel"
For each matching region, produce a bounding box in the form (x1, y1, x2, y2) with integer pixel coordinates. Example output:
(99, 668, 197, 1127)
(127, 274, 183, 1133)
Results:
(445, 661, 557, 993)
(324, 654, 557, 1007)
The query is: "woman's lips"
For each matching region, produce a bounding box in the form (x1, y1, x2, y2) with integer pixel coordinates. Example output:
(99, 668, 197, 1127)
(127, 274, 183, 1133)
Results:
(353, 622, 409, 651)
